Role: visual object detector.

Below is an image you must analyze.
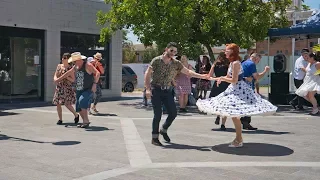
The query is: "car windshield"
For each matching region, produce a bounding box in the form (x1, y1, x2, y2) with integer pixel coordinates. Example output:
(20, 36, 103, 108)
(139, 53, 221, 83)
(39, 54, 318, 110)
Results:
(124, 66, 136, 75)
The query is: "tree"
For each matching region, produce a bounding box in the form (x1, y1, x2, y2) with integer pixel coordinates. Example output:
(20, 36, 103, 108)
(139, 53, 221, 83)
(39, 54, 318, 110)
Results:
(301, 0, 310, 11)
(122, 46, 136, 64)
(142, 47, 159, 63)
(122, 29, 137, 63)
(122, 29, 133, 48)
(155, 41, 205, 61)
(97, 0, 291, 61)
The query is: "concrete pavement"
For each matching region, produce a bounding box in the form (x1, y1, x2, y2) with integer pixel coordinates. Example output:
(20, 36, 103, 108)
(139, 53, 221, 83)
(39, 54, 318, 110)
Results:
(0, 93, 319, 180)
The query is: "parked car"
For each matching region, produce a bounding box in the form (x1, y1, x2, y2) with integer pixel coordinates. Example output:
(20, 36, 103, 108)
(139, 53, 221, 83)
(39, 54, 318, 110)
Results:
(122, 65, 137, 92)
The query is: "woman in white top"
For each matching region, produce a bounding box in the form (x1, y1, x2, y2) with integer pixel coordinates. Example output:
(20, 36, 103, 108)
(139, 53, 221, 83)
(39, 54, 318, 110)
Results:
(295, 52, 320, 115)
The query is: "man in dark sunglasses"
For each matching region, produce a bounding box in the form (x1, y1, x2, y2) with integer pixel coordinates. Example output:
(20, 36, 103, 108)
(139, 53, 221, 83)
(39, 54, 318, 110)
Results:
(144, 42, 210, 146)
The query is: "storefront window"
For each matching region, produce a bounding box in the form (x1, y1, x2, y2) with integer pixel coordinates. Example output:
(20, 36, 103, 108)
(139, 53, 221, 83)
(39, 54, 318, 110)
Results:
(61, 32, 110, 89)
(0, 26, 44, 103)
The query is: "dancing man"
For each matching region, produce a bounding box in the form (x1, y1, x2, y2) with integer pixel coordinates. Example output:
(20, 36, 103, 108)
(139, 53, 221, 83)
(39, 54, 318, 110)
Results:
(55, 52, 100, 128)
(289, 48, 310, 110)
(241, 53, 269, 130)
(144, 42, 209, 146)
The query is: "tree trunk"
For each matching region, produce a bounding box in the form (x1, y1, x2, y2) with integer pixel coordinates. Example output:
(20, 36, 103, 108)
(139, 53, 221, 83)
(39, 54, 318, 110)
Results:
(204, 43, 215, 63)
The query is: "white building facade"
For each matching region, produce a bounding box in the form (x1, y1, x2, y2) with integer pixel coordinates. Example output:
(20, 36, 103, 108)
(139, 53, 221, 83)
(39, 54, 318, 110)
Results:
(0, 0, 122, 103)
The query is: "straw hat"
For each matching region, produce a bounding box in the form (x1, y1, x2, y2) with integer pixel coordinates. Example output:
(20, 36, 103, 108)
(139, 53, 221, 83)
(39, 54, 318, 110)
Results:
(93, 52, 102, 60)
(68, 52, 87, 63)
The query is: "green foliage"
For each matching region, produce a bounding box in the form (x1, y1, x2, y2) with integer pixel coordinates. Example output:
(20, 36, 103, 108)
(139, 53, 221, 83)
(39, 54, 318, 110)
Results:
(313, 44, 320, 52)
(180, 42, 205, 61)
(301, 4, 310, 11)
(142, 48, 160, 63)
(97, 0, 291, 60)
(122, 47, 136, 64)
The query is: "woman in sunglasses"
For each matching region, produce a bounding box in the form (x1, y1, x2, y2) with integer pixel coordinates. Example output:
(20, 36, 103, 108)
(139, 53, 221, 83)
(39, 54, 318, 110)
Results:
(53, 53, 79, 125)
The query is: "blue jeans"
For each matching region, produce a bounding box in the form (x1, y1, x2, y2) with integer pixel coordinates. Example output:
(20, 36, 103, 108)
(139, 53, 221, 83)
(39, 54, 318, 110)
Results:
(93, 85, 102, 105)
(162, 87, 174, 111)
(151, 87, 177, 138)
(76, 90, 93, 112)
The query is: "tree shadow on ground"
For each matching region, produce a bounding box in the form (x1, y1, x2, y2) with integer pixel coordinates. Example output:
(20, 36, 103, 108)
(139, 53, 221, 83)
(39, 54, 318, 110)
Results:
(90, 113, 118, 117)
(211, 128, 292, 135)
(62, 123, 114, 132)
(211, 143, 294, 156)
(0, 111, 20, 116)
(0, 134, 80, 146)
(163, 142, 294, 156)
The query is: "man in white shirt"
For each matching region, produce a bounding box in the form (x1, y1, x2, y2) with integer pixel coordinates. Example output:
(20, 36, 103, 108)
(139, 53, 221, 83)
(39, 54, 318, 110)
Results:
(289, 48, 309, 110)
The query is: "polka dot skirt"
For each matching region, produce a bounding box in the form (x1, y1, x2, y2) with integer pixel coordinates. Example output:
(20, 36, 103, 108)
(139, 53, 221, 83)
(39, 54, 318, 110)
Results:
(196, 81, 277, 117)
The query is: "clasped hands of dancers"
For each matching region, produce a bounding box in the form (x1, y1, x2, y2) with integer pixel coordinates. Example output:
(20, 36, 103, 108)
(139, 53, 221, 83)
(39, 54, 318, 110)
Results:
(145, 42, 277, 148)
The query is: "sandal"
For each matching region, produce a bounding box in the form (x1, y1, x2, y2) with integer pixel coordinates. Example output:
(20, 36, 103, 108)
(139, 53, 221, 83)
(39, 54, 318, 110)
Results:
(92, 108, 99, 113)
(77, 122, 91, 128)
(74, 114, 80, 124)
(228, 139, 243, 148)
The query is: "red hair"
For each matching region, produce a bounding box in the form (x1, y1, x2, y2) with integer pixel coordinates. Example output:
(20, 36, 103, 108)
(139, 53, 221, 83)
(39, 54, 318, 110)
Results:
(226, 43, 241, 62)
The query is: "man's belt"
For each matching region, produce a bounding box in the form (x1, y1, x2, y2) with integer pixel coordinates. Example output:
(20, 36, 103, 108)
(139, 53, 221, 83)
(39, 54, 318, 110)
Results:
(151, 84, 172, 90)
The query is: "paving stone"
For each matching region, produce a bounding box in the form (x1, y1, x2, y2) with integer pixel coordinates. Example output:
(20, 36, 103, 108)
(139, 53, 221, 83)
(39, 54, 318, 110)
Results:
(1, 97, 319, 180)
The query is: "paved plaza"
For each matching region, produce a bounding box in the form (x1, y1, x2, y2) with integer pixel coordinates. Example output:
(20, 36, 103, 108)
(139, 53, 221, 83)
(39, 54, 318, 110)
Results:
(0, 92, 320, 180)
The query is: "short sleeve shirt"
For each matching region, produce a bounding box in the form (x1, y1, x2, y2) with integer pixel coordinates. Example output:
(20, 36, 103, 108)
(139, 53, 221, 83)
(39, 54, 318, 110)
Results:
(90, 61, 104, 76)
(242, 59, 257, 89)
(150, 55, 184, 86)
(293, 56, 308, 80)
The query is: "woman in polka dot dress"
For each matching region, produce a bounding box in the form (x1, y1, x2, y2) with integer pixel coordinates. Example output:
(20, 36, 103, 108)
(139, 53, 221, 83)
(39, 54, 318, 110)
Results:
(196, 43, 277, 148)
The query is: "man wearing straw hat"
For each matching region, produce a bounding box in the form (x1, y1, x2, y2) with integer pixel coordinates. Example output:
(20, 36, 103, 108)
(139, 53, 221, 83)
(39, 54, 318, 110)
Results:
(54, 52, 100, 128)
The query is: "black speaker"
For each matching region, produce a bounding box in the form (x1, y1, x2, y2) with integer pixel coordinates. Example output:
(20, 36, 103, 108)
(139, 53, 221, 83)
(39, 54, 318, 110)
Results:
(271, 72, 289, 94)
(273, 54, 287, 73)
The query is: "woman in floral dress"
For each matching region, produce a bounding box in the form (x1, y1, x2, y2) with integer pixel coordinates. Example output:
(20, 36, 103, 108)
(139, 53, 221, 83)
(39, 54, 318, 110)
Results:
(53, 53, 79, 125)
(197, 44, 277, 148)
(175, 55, 192, 112)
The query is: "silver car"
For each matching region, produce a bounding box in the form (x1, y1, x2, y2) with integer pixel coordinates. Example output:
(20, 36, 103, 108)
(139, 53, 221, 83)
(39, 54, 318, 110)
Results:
(122, 65, 137, 92)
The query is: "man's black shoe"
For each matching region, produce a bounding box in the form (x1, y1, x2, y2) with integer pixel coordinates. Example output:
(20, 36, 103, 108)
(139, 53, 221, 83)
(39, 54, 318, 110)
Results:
(160, 129, 171, 142)
(151, 138, 163, 146)
(243, 124, 258, 130)
(215, 116, 220, 125)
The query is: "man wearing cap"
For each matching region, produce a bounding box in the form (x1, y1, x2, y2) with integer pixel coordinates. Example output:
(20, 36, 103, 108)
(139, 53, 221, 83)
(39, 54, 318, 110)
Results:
(89, 53, 104, 114)
(289, 48, 310, 110)
(54, 52, 100, 128)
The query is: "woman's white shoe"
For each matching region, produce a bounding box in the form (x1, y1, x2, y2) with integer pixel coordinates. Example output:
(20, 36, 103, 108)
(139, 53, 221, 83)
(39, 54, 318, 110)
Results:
(228, 140, 244, 148)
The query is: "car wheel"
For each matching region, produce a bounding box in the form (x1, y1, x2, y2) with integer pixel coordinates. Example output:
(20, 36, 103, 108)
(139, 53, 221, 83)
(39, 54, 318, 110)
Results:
(124, 82, 134, 92)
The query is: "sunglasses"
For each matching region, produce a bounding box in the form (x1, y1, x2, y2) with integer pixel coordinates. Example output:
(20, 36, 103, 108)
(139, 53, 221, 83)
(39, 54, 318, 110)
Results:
(170, 49, 177, 54)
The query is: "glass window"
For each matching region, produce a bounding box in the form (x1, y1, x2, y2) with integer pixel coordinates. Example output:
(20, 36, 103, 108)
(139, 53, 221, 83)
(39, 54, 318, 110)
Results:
(0, 26, 44, 103)
(61, 32, 105, 51)
(60, 32, 110, 89)
(124, 66, 136, 75)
